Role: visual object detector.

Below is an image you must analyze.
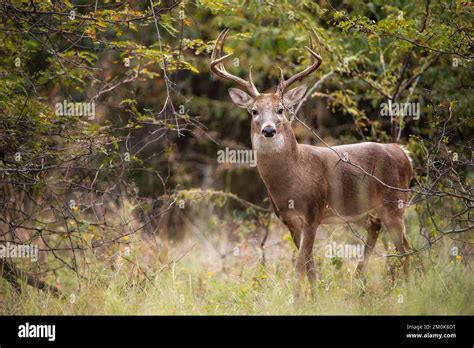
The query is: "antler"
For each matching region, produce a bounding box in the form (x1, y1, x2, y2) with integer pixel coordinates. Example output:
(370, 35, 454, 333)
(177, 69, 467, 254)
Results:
(210, 29, 260, 98)
(278, 29, 323, 94)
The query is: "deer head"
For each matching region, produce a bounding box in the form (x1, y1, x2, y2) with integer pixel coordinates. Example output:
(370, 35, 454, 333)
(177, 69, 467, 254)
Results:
(211, 29, 322, 153)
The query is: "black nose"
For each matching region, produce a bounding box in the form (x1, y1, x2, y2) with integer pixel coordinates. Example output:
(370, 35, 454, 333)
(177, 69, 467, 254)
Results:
(262, 126, 276, 138)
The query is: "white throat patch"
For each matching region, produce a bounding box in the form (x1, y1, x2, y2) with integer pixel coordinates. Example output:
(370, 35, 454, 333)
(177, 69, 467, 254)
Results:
(252, 133, 285, 154)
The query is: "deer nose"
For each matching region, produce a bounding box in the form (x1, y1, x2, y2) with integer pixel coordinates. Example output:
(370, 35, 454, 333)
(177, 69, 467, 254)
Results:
(262, 126, 276, 138)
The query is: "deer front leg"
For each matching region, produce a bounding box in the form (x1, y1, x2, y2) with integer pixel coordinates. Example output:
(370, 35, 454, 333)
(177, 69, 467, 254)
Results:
(294, 224, 317, 301)
(380, 208, 411, 280)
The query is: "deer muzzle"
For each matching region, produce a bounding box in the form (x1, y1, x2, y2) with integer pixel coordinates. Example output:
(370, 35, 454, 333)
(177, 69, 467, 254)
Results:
(262, 125, 276, 138)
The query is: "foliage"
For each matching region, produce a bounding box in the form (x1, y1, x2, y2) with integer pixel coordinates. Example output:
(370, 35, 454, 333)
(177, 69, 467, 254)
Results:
(0, 0, 472, 313)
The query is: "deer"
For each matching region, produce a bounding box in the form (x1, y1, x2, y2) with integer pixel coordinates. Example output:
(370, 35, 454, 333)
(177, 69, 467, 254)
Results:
(210, 29, 413, 300)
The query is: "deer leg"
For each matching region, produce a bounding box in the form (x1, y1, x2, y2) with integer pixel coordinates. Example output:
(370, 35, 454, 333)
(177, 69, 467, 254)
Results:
(380, 212, 410, 280)
(289, 225, 318, 294)
(289, 227, 301, 250)
(305, 247, 317, 299)
(355, 215, 382, 277)
(294, 224, 317, 301)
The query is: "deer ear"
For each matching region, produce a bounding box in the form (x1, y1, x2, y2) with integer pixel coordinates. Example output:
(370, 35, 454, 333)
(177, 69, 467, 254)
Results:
(283, 85, 307, 107)
(228, 88, 253, 108)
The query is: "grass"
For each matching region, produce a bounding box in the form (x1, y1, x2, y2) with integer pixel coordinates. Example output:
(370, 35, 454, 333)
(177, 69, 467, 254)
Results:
(1, 225, 473, 315)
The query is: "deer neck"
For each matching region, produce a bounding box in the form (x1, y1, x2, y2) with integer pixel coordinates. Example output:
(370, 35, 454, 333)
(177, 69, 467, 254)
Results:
(252, 122, 300, 183)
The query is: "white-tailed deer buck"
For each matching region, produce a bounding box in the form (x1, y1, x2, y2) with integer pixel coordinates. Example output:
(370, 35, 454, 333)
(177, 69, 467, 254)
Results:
(211, 29, 413, 299)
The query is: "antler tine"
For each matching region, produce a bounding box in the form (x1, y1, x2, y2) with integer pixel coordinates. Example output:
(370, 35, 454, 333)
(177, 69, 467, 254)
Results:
(210, 29, 260, 97)
(211, 29, 223, 64)
(277, 66, 285, 94)
(248, 65, 258, 96)
(217, 28, 229, 71)
(210, 29, 230, 77)
(308, 33, 314, 64)
(311, 28, 323, 56)
(278, 29, 323, 93)
(211, 29, 230, 75)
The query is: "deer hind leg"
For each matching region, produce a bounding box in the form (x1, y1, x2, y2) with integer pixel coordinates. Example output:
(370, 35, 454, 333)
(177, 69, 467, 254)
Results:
(355, 215, 382, 277)
(379, 209, 410, 280)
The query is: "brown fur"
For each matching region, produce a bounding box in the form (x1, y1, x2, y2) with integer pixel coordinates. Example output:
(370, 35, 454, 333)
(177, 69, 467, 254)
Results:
(242, 93, 413, 299)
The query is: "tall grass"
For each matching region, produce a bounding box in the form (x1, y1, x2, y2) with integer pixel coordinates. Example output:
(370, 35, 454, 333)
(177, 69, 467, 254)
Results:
(1, 216, 473, 315)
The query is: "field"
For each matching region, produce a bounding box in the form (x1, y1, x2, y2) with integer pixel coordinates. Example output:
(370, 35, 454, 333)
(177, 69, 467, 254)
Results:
(2, 207, 473, 315)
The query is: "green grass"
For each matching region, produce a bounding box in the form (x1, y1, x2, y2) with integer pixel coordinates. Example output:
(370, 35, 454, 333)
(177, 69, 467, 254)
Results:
(1, 234, 473, 315)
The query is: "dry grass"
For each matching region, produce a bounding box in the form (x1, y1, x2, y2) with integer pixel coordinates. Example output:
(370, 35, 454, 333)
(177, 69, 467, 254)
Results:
(1, 209, 473, 315)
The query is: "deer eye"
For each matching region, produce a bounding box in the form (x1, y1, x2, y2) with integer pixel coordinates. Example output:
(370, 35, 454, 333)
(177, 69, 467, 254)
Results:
(277, 108, 284, 115)
(251, 109, 259, 116)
